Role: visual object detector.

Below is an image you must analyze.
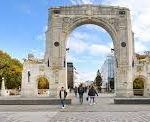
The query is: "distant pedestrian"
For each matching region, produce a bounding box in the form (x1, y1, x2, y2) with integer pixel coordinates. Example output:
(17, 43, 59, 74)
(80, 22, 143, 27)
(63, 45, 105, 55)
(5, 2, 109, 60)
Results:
(69, 87, 72, 93)
(68, 86, 72, 93)
(84, 86, 87, 93)
(59, 87, 67, 109)
(88, 85, 98, 105)
(78, 84, 84, 104)
(74, 86, 78, 97)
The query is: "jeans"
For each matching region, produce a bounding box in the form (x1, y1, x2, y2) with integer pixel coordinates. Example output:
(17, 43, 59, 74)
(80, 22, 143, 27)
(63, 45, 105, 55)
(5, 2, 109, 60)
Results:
(79, 95, 83, 104)
(89, 96, 95, 104)
(60, 99, 65, 107)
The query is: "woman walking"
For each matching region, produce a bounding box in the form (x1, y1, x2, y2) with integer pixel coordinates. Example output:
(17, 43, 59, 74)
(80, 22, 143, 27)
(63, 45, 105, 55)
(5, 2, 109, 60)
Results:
(88, 85, 98, 105)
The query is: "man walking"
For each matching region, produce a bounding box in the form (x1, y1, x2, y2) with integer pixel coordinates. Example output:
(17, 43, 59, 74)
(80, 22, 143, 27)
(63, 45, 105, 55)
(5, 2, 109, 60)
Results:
(78, 84, 84, 104)
(59, 87, 67, 109)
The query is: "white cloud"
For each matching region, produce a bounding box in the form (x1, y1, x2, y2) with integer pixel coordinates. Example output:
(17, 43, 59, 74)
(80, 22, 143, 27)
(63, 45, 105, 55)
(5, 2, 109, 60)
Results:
(84, 24, 107, 33)
(69, 0, 150, 52)
(134, 41, 148, 53)
(69, 31, 89, 41)
(70, 0, 94, 4)
(79, 71, 97, 81)
(67, 28, 112, 56)
(29, 49, 44, 59)
(67, 55, 76, 62)
(67, 37, 88, 54)
(106, 0, 150, 44)
(36, 25, 47, 41)
(67, 55, 85, 63)
(67, 32, 89, 54)
(37, 33, 45, 41)
(107, 42, 113, 49)
(70, 0, 76, 5)
(88, 44, 110, 56)
(67, 31, 112, 56)
(43, 25, 48, 32)
(81, 0, 93, 4)
(102, 0, 150, 52)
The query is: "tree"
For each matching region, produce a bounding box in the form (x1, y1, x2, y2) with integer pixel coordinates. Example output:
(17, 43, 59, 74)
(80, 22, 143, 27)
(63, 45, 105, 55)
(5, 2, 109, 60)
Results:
(38, 77, 49, 89)
(133, 77, 144, 96)
(133, 78, 144, 89)
(0, 50, 22, 89)
(94, 70, 102, 92)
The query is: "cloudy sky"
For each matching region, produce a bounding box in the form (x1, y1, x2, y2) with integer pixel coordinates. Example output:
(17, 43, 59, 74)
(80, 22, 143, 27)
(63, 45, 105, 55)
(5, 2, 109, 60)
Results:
(0, 0, 150, 81)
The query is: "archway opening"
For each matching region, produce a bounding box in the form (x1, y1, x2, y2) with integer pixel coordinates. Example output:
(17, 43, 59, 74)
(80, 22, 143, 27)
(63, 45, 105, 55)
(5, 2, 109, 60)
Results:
(66, 24, 115, 93)
(37, 77, 49, 96)
(133, 77, 144, 96)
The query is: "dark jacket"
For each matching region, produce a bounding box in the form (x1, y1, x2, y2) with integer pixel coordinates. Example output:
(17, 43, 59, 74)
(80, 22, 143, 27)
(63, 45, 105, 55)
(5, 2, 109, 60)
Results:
(59, 90, 67, 99)
(78, 86, 84, 95)
(88, 87, 98, 96)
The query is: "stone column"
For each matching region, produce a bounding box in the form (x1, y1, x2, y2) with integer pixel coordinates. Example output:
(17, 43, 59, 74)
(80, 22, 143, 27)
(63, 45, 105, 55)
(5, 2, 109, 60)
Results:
(45, 13, 68, 97)
(1, 77, 6, 96)
(115, 9, 134, 97)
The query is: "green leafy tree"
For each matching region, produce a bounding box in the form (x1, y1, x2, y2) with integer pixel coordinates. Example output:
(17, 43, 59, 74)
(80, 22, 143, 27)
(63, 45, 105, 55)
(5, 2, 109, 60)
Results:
(94, 70, 102, 92)
(0, 50, 22, 89)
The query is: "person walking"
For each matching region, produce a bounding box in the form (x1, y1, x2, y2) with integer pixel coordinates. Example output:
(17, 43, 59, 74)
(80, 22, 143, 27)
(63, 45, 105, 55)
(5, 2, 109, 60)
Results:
(59, 87, 67, 109)
(74, 86, 78, 97)
(78, 84, 84, 104)
(88, 85, 98, 105)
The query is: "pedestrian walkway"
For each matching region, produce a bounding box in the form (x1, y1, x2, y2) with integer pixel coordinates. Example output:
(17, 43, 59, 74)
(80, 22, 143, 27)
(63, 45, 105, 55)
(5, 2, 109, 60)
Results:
(66, 93, 150, 112)
(1, 111, 150, 122)
(1, 93, 150, 122)
(51, 111, 150, 122)
(0, 112, 57, 122)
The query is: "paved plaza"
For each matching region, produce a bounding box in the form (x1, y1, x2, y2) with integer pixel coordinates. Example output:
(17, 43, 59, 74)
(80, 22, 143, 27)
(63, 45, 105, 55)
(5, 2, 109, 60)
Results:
(1, 93, 150, 122)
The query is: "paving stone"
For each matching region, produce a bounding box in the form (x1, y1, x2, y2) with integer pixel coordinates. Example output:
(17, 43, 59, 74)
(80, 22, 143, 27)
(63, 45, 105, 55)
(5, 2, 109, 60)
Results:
(50, 112, 150, 122)
(0, 93, 150, 121)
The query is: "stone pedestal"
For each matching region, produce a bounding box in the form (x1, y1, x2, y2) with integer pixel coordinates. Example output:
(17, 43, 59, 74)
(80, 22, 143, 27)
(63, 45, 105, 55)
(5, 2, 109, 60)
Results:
(1, 77, 6, 96)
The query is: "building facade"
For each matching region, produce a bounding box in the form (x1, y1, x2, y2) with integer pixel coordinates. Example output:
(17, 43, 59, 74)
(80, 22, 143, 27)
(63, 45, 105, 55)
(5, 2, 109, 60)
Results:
(100, 52, 150, 96)
(100, 54, 115, 92)
(67, 62, 74, 89)
(132, 52, 150, 96)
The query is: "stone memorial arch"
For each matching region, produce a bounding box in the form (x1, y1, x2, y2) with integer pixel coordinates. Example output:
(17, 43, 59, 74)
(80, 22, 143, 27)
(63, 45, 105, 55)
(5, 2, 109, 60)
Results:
(21, 5, 134, 97)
